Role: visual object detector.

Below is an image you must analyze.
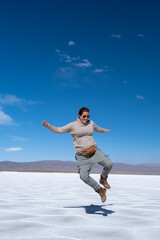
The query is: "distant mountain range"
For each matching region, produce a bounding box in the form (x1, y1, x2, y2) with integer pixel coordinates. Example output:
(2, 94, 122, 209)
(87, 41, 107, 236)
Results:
(0, 160, 160, 175)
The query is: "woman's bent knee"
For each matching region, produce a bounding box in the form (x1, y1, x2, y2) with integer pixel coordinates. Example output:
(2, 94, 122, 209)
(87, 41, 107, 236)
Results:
(103, 158, 113, 168)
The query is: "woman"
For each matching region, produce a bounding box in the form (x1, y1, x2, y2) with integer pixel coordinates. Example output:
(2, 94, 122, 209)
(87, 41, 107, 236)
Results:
(42, 107, 112, 202)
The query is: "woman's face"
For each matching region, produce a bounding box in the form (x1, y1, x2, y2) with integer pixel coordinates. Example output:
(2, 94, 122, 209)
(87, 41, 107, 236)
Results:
(79, 111, 90, 125)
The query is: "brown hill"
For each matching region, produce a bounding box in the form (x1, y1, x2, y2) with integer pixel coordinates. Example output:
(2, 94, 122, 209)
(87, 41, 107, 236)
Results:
(0, 160, 160, 175)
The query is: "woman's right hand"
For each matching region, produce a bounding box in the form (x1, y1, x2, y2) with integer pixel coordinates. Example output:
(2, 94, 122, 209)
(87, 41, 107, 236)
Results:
(42, 120, 47, 126)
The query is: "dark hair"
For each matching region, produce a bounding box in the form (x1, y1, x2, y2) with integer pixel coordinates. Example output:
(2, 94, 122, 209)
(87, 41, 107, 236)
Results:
(78, 107, 90, 116)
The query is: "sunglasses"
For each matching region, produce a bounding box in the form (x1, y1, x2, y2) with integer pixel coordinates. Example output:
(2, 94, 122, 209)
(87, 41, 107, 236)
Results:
(82, 115, 90, 119)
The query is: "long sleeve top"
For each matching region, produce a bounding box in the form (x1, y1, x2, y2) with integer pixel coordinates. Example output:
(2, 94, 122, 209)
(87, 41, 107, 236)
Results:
(45, 118, 109, 152)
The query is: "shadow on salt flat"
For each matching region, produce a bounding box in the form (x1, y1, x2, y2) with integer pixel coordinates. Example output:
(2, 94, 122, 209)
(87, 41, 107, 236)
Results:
(64, 204, 115, 216)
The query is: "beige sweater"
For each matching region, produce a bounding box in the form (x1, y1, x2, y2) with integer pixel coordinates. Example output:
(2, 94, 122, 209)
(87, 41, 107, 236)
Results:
(45, 118, 109, 152)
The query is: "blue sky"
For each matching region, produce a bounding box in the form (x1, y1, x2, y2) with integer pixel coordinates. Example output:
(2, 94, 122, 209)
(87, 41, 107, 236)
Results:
(0, 0, 160, 164)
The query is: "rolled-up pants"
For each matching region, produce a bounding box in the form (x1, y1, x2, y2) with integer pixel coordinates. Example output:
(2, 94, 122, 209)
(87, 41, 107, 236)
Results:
(76, 148, 112, 191)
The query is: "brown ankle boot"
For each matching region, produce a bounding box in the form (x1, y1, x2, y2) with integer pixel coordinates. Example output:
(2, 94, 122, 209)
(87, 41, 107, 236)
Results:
(96, 187, 106, 203)
(99, 175, 111, 189)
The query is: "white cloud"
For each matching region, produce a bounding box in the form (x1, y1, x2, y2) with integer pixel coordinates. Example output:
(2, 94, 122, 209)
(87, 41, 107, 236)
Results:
(54, 49, 60, 53)
(59, 67, 74, 74)
(74, 59, 92, 68)
(0, 94, 41, 106)
(57, 52, 80, 64)
(93, 65, 109, 73)
(4, 147, 23, 152)
(55, 47, 93, 70)
(0, 108, 13, 125)
(68, 41, 75, 46)
(104, 65, 109, 69)
(0, 94, 22, 105)
(64, 55, 72, 63)
(136, 95, 144, 100)
(93, 69, 104, 73)
(72, 56, 80, 61)
(0, 94, 42, 125)
(111, 34, 122, 39)
(137, 34, 145, 38)
(59, 67, 69, 73)
(9, 135, 27, 142)
(58, 53, 72, 63)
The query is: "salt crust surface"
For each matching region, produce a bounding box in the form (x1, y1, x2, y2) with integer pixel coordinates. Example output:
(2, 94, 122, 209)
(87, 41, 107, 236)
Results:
(0, 172, 160, 240)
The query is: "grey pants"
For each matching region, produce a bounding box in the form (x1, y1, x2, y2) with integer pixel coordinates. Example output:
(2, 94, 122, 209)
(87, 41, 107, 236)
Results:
(76, 148, 112, 191)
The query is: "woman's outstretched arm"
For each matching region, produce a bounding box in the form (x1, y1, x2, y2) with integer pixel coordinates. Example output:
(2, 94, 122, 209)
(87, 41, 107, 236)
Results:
(42, 120, 72, 134)
(93, 122, 110, 133)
